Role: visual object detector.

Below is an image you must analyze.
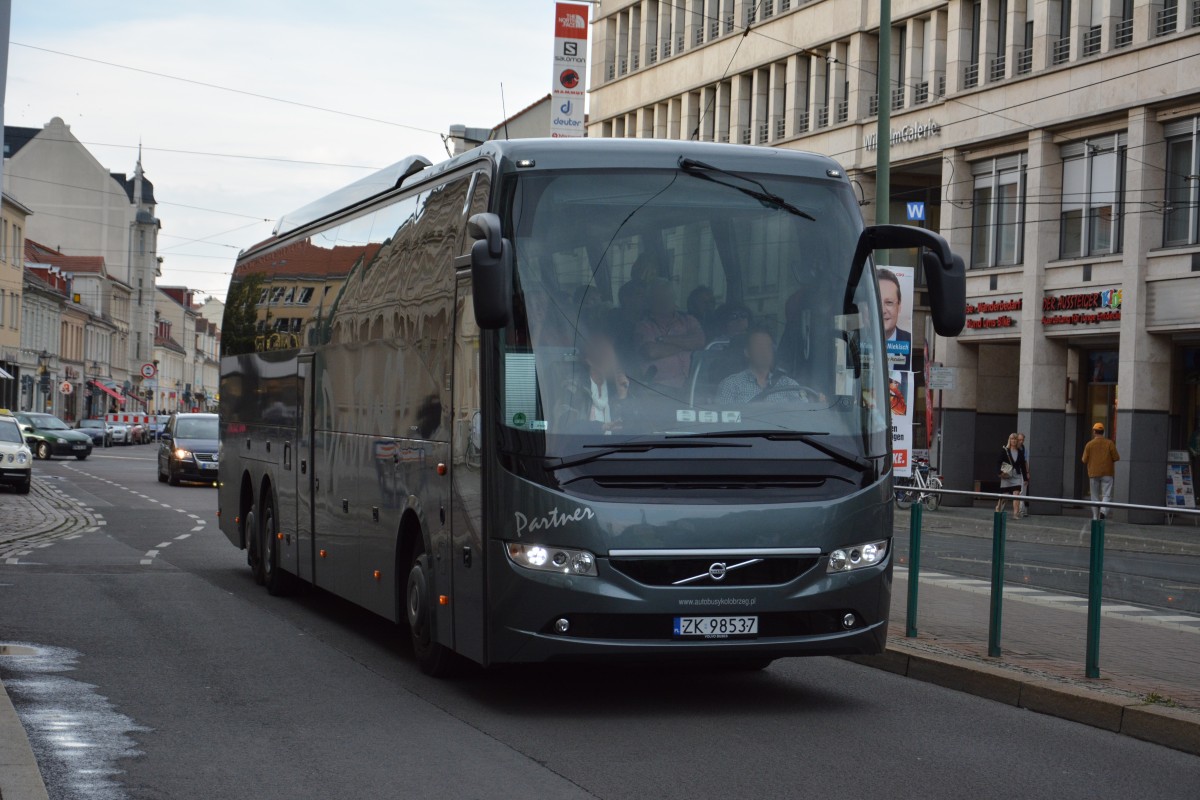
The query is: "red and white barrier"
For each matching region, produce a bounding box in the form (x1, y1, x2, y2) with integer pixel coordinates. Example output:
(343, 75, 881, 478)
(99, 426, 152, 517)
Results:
(105, 413, 154, 425)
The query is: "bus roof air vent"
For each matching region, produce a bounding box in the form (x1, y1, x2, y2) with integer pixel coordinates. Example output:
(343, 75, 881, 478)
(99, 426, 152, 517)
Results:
(272, 155, 432, 236)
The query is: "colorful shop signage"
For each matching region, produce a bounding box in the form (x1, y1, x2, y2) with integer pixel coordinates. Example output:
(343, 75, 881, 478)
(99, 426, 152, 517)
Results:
(964, 297, 1021, 331)
(1041, 288, 1122, 326)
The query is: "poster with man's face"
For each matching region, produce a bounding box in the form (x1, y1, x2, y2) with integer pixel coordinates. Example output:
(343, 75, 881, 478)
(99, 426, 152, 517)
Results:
(877, 266, 915, 372)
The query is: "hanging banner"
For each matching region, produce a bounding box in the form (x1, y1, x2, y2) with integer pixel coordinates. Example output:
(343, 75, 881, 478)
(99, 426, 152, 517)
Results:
(879, 265, 916, 476)
(551, 3, 589, 138)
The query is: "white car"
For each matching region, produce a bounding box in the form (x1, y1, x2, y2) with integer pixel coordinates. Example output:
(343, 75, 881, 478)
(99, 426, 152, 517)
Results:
(0, 413, 33, 494)
(106, 421, 132, 445)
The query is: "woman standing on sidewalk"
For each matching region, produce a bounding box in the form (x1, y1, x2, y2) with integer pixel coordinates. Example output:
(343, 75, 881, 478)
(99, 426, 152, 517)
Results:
(997, 433, 1026, 515)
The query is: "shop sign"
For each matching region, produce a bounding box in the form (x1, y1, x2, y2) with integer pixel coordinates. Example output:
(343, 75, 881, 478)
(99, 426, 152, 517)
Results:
(1041, 288, 1122, 326)
(964, 297, 1021, 331)
(864, 119, 942, 152)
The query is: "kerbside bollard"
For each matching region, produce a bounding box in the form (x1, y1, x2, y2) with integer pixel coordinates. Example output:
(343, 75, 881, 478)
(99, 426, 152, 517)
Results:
(906, 501, 923, 638)
(988, 510, 1007, 657)
(1086, 518, 1105, 679)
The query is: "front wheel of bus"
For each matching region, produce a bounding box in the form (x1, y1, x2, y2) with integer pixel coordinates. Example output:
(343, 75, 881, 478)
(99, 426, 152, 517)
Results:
(406, 548, 456, 677)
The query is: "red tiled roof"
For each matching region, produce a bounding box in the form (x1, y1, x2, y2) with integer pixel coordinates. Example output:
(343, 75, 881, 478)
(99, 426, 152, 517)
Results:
(233, 238, 381, 281)
(24, 238, 106, 274)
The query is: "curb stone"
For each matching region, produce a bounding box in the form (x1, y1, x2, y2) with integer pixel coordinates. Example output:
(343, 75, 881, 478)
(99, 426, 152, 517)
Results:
(0, 675, 50, 800)
(843, 644, 1200, 757)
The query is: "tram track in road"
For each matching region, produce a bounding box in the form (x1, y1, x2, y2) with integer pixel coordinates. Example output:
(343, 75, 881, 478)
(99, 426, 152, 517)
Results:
(894, 528, 1200, 619)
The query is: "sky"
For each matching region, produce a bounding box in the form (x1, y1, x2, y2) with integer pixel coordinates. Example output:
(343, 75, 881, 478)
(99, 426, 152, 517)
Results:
(6, 0, 582, 301)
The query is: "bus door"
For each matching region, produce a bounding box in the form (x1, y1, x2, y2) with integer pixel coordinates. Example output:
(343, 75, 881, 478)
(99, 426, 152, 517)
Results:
(451, 273, 486, 663)
(296, 353, 317, 582)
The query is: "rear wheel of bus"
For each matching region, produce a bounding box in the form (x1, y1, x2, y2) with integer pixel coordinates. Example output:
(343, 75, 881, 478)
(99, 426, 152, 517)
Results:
(261, 495, 293, 597)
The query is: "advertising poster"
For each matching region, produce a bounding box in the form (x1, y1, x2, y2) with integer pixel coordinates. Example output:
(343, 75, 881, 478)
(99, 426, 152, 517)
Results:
(879, 265, 916, 477)
(1167, 451, 1196, 509)
(551, 3, 589, 138)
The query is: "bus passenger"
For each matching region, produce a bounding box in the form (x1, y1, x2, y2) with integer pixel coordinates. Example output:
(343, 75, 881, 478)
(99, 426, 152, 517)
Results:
(636, 280, 705, 389)
(554, 332, 636, 433)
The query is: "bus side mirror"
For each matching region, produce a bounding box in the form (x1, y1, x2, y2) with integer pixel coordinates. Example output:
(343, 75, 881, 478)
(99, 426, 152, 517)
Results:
(848, 225, 966, 337)
(467, 213, 513, 330)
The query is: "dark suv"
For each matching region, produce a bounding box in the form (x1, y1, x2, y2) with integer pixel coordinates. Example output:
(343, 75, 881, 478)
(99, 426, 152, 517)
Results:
(158, 413, 219, 485)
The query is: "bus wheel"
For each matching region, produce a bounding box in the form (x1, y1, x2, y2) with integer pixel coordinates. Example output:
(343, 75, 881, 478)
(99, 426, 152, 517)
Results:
(262, 499, 292, 597)
(245, 505, 265, 586)
(405, 547, 456, 677)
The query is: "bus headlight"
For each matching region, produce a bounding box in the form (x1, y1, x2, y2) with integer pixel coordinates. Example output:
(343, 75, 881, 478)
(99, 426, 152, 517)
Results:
(827, 540, 888, 573)
(507, 543, 598, 576)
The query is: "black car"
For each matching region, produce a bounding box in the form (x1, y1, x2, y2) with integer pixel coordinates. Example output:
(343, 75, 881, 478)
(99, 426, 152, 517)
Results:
(77, 418, 112, 447)
(158, 413, 219, 485)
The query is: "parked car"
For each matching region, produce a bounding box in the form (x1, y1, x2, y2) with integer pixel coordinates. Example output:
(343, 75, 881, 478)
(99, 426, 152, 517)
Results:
(106, 420, 132, 445)
(77, 418, 112, 447)
(146, 415, 170, 441)
(129, 422, 147, 444)
(158, 412, 219, 485)
(0, 412, 33, 494)
(14, 412, 93, 460)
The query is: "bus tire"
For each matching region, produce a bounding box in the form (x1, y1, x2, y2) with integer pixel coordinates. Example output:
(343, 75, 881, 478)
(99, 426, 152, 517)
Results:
(262, 496, 293, 597)
(405, 547, 456, 677)
(245, 505, 265, 586)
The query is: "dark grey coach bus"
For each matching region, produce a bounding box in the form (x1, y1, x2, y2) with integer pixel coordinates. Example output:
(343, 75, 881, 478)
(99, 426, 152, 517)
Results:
(219, 138, 965, 675)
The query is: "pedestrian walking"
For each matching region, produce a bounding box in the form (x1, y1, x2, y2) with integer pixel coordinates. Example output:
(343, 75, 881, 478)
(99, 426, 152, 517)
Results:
(996, 433, 1026, 515)
(1017, 432, 1031, 517)
(1081, 422, 1120, 520)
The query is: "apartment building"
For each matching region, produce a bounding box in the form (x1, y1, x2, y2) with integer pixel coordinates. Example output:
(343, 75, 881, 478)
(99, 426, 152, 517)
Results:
(589, 0, 1200, 519)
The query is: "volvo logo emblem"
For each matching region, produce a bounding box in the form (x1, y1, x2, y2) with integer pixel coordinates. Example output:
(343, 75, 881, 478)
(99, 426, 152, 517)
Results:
(708, 562, 728, 581)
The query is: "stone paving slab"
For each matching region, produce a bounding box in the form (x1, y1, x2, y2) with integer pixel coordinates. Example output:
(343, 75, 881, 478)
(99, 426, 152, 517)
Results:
(0, 474, 101, 558)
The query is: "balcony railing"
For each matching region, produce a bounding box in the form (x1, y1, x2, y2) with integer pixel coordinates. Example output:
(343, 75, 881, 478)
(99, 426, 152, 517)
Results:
(757, 122, 769, 144)
(774, 117, 786, 139)
(724, 12, 734, 34)
(836, 99, 849, 123)
(648, 45, 657, 65)
(741, 128, 752, 145)
(619, 56, 628, 76)
(868, 93, 879, 116)
(763, 0, 774, 19)
(1016, 47, 1032, 74)
(631, 52, 640, 71)
(1155, 5, 1178, 36)
(1194, 2, 1200, 27)
(709, 19, 720, 39)
(963, 62, 979, 89)
(661, 39, 671, 60)
(937, 74, 946, 96)
(781, 0, 791, 10)
(677, 34, 685, 53)
(891, 86, 905, 110)
(1114, 18, 1133, 48)
(606, 63, 615, 81)
(989, 55, 1006, 82)
(1082, 25, 1102, 56)
(719, 132, 730, 143)
(1051, 36, 1070, 65)
(796, 110, 810, 132)
(914, 81, 929, 105)
(816, 106, 829, 128)
(746, 5, 757, 24)
(695, 26, 705, 45)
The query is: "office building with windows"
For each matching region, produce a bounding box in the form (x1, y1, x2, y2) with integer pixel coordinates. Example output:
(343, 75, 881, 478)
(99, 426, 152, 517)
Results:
(588, 0, 1200, 519)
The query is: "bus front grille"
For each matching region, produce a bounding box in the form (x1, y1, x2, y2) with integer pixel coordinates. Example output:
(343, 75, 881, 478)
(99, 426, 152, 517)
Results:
(609, 557, 819, 587)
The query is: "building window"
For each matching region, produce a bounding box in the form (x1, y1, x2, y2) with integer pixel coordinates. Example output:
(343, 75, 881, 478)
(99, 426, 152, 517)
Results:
(297, 287, 315, 304)
(1060, 134, 1126, 258)
(1165, 117, 1200, 246)
(971, 154, 1026, 268)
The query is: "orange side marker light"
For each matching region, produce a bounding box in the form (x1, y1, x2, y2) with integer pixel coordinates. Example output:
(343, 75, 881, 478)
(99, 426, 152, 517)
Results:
(319, 549, 328, 559)
(438, 595, 450, 606)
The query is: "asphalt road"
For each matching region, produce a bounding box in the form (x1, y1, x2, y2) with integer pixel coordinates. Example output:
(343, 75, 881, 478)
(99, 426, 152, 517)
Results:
(2, 448, 1198, 799)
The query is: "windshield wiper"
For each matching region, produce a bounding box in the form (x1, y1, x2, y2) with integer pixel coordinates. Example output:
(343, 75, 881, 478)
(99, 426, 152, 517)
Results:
(678, 158, 817, 221)
(548, 440, 750, 471)
(667, 429, 873, 473)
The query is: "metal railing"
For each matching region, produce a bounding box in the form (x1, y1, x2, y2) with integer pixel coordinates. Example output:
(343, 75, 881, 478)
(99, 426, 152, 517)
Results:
(988, 55, 1006, 82)
(816, 106, 829, 128)
(1156, 5, 1178, 37)
(868, 93, 879, 116)
(774, 116, 786, 139)
(1016, 47, 1033, 74)
(914, 81, 929, 105)
(891, 86, 905, 110)
(963, 62, 979, 89)
(1114, 18, 1133, 48)
(1082, 25, 1102, 56)
(902, 487, 1200, 679)
(1051, 36, 1071, 65)
(835, 99, 849, 124)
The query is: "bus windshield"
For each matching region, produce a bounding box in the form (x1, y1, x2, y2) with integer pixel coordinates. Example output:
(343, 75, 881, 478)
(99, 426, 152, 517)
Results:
(500, 167, 890, 462)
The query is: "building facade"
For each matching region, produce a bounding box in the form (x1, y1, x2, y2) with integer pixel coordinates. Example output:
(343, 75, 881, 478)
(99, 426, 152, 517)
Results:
(589, 0, 1200, 520)
(4, 117, 162, 396)
(0, 193, 31, 409)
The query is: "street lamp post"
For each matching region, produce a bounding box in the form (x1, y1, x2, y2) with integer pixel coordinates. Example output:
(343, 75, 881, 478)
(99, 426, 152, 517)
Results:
(37, 350, 52, 413)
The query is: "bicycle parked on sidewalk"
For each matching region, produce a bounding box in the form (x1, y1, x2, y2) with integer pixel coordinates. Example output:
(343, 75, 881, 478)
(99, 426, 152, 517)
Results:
(895, 457, 942, 511)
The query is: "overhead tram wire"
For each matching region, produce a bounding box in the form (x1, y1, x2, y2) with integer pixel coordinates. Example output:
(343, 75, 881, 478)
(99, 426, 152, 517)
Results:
(691, 1, 763, 140)
(12, 42, 445, 138)
(6, 173, 272, 221)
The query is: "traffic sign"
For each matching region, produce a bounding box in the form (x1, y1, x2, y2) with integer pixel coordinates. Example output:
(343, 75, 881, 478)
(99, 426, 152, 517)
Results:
(141, 363, 157, 379)
(59, 380, 74, 395)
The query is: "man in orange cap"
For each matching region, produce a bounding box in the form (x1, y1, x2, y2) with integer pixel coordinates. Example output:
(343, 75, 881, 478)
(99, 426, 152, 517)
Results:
(1081, 422, 1120, 520)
